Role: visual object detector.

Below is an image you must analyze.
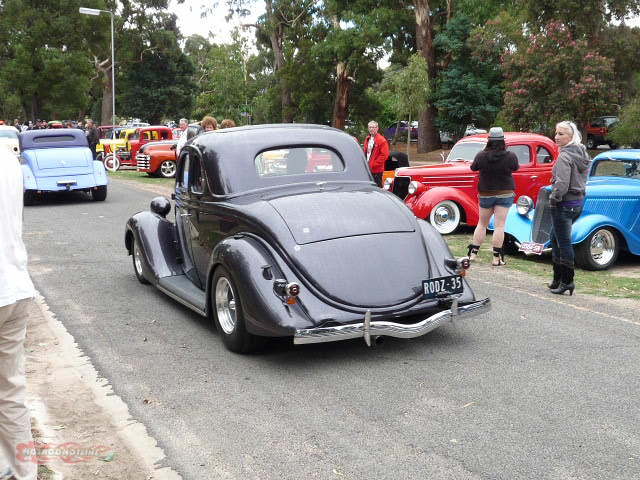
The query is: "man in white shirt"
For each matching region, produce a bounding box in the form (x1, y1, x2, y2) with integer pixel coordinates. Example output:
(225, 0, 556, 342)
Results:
(176, 117, 189, 156)
(0, 145, 37, 480)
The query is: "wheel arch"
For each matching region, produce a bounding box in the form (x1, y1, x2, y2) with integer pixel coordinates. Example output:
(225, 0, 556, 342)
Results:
(572, 215, 630, 252)
(410, 187, 477, 225)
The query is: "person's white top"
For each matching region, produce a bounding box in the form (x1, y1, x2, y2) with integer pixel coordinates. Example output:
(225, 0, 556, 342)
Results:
(176, 128, 188, 156)
(366, 136, 375, 161)
(0, 145, 35, 307)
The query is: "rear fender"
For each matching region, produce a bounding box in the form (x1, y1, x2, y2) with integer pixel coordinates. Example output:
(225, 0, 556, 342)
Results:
(208, 236, 314, 337)
(408, 187, 478, 224)
(125, 211, 182, 284)
(21, 164, 37, 190)
(92, 160, 108, 186)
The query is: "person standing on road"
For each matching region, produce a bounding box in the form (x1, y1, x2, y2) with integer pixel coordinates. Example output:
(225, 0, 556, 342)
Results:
(0, 145, 37, 480)
(85, 119, 99, 160)
(467, 127, 519, 266)
(363, 121, 389, 187)
(547, 121, 591, 295)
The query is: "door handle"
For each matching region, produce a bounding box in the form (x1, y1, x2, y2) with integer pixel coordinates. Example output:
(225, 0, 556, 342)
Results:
(531, 176, 538, 180)
(180, 213, 192, 217)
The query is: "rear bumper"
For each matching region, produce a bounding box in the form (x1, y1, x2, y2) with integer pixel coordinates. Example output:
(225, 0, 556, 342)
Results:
(294, 297, 490, 345)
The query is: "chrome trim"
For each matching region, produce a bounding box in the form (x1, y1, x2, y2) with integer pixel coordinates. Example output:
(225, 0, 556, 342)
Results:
(156, 284, 207, 316)
(294, 297, 491, 345)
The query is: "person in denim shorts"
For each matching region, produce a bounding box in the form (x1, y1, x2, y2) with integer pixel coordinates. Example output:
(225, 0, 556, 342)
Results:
(547, 121, 591, 295)
(467, 127, 519, 266)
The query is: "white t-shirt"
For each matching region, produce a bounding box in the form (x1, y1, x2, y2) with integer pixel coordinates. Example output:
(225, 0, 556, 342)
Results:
(0, 146, 35, 307)
(176, 128, 188, 156)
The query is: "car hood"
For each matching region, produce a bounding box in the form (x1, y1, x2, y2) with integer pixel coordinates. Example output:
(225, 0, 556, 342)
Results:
(396, 162, 473, 178)
(267, 189, 432, 307)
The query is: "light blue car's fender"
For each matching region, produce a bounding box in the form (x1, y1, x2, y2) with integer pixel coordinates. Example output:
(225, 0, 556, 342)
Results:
(92, 160, 108, 186)
(571, 213, 640, 254)
(21, 164, 37, 190)
(501, 204, 535, 244)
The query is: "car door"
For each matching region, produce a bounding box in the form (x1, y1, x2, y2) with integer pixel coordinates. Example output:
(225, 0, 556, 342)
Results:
(185, 149, 214, 285)
(509, 144, 535, 199)
(174, 149, 202, 288)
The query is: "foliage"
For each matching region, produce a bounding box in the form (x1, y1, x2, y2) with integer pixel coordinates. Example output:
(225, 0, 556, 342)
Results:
(501, 22, 618, 134)
(609, 75, 640, 147)
(433, 15, 503, 137)
(389, 54, 430, 123)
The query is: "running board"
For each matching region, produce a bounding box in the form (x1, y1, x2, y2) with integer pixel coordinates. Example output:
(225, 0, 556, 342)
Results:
(157, 275, 207, 316)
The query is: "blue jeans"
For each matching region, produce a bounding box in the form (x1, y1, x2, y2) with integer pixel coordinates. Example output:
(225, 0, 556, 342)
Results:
(549, 204, 583, 267)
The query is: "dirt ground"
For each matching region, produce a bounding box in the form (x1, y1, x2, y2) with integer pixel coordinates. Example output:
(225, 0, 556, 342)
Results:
(24, 295, 181, 480)
(387, 142, 448, 164)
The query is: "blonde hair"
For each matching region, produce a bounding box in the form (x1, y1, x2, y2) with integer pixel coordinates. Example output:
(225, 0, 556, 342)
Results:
(556, 121, 582, 146)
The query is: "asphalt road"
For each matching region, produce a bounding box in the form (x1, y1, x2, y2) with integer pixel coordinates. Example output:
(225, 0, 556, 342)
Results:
(23, 179, 640, 480)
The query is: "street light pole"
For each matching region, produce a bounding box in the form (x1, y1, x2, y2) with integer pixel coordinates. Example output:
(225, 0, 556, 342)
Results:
(79, 7, 116, 138)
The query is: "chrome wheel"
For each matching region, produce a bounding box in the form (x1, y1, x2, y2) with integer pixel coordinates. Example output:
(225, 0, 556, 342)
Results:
(429, 200, 461, 234)
(160, 160, 177, 178)
(104, 154, 120, 172)
(134, 244, 143, 276)
(215, 277, 237, 334)
(590, 229, 616, 267)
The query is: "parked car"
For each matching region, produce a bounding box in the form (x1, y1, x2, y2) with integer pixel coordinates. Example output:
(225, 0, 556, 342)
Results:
(440, 126, 488, 148)
(124, 124, 490, 353)
(96, 125, 124, 162)
(504, 149, 640, 270)
(136, 140, 178, 178)
(0, 125, 20, 156)
(385, 132, 559, 234)
(384, 121, 418, 142)
(586, 116, 619, 150)
(104, 126, 174, 171)
(19, 129, 108, 205)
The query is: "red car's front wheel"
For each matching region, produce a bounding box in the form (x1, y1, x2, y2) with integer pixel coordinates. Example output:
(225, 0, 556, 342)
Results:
(429, 200, 461, 234)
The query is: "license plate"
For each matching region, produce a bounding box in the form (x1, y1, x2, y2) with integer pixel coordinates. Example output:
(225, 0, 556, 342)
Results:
(56, 179, 77, 186)
(519, 242, 544, 255)
(423, 275, 464, 299)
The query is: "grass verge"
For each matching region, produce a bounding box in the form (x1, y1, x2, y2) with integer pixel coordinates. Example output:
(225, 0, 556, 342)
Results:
(445, 228, 640, 300)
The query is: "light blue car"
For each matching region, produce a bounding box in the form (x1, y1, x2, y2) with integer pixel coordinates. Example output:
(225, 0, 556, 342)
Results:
(20, 128, 108, 205)
(503, 149, 640, 270)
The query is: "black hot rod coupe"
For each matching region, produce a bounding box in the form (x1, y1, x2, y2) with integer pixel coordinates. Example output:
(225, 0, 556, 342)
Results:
(125, 124, 490, 352)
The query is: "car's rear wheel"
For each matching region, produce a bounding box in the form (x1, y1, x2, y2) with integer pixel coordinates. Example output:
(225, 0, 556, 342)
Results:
(132, 238, 150, 284)
(575, 227, 619, 270)
(92, 185, 107, 201)
(429, 200, 461, 234)
(212, 266, 263, 353)
(159, 160, 177, 178)
(103, 154, 120, 172)
(586, 136, 596, 149)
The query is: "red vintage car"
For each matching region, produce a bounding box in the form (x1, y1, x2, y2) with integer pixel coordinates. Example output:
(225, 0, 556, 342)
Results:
(105, 126, 175, 169)
(385, 132, 559, 234)
(136, 140, 178, 178)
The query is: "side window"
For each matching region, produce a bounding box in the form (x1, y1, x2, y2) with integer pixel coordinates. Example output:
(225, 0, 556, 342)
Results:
(507, 145, 531, 165)
(190, 154, 206, 194)
(178, 152, 190, 188)
(536, 146, 553, 164)
(591, 118, 604, 128)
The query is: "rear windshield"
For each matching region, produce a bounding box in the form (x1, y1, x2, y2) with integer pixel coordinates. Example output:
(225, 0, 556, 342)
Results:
(255, 147, 344, 177)
(592, 159, 640, 179)
(33, 135, 75, 143)
(0, 130, 18, 139)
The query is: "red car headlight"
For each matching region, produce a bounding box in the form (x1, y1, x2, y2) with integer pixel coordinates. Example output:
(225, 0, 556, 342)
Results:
(408, 180, 425, 195)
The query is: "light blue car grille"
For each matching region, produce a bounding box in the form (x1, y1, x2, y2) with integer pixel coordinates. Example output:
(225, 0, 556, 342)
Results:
(531, 189, 552, 244)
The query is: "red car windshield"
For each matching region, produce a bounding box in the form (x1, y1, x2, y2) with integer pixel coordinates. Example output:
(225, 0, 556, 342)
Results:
(446, 142, 485, 162)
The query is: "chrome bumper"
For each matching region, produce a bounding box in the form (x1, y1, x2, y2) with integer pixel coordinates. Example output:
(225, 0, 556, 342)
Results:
(294, 297, 490, 346)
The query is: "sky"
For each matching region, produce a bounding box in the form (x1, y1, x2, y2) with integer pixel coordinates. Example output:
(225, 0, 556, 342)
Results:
(169, 0, 264, 43)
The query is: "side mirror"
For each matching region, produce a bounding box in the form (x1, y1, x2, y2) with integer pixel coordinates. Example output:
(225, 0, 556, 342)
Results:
(150, 196, 171, 218)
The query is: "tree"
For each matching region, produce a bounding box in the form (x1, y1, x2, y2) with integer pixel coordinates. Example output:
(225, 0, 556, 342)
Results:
(610, 75, 640, 148)
(389, 54, 430, 160)
(433, 15, 502, 138)
(501, 22, 618, 135)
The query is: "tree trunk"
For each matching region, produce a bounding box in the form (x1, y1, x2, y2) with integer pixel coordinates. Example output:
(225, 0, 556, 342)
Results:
(332, 61, 352, 130)
(100, 67, 113, 125)
(266, 0, 294, 123)
(414, 0, 440, 153)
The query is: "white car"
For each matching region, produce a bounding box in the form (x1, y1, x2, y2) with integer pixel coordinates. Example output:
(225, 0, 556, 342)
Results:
(0, 125, 20, 156)
(440, 126, 487, 147)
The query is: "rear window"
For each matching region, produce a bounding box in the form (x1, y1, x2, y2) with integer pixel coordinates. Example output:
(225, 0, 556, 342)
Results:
(33, 135, 75, 143)
(592, 159, 640, 178)
(509, 145, 531, 165)
(255, 147, 344, 177)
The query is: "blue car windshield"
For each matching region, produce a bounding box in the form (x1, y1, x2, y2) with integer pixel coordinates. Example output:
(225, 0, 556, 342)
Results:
(592, 159, 640, 179)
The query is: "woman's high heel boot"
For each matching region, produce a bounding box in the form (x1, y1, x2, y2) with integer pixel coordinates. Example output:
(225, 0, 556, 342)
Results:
(548, 263, 561, 289)
(550, 265, 575, 295)
(467, 244, 480, 261)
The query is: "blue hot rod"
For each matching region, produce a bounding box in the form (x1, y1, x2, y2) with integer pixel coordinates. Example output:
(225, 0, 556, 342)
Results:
(504, 150, 640, 270)
(20, 128, 108, 205)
